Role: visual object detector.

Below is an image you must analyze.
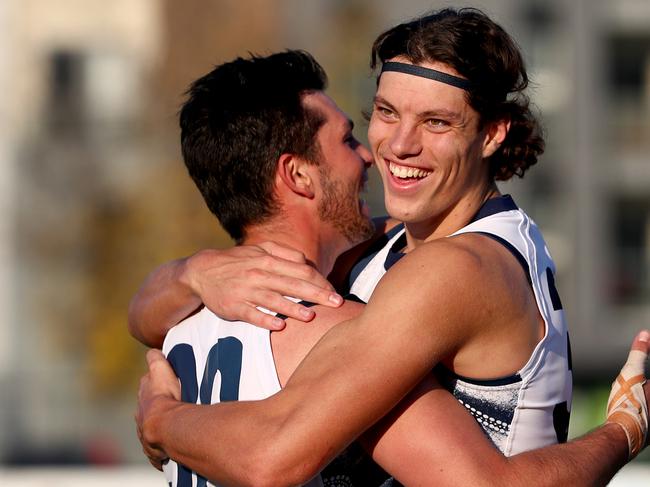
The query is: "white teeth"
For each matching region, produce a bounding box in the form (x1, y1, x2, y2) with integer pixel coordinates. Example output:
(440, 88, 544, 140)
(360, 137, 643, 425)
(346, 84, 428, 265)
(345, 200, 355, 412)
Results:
(388, 162, 431, 179)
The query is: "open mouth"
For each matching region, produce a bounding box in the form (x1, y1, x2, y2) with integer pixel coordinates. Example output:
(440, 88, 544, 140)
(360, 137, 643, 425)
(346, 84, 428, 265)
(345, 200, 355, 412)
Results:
(388, 161, 432, 180)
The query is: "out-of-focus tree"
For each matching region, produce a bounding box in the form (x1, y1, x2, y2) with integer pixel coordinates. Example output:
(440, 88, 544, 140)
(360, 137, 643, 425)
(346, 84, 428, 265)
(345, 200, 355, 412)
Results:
(84, 0, 285, 396)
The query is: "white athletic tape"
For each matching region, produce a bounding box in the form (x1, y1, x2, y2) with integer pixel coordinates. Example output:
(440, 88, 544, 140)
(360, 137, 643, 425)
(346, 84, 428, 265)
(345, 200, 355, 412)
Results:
(606, 349, 648, 459)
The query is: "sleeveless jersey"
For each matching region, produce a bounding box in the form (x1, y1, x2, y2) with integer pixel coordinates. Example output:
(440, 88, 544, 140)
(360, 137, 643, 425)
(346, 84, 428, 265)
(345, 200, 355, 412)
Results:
(161, 307, 325, 487)
(162, 306, 393, 486)
(347, 195, 573, 455)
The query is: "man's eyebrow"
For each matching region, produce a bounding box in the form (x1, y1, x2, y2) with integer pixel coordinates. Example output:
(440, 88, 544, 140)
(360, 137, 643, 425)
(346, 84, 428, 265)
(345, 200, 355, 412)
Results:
(341, 118, 354, 134)
(418, 108, 462, 121)
(373, 95, 462, 121)
(373, 95, 396, 111)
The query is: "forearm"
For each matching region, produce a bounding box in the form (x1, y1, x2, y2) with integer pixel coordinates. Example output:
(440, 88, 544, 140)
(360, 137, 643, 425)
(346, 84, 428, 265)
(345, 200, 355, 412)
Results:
(364, 377, 629, 486)
(147, 395, 316, 487)
(145, 314, 425, 486)
(500, 424, 628, 487)
(128, 257, 201, 348)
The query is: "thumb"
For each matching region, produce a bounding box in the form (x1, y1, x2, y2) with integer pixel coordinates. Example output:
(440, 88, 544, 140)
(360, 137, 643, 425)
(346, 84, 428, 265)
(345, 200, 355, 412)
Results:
(146, 348, 167, 368)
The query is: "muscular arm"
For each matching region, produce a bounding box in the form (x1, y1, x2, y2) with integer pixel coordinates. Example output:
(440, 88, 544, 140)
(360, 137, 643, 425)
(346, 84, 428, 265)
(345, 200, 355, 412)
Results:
(138, 243, 647, 485)
(128, 256, 201, 348)
(364, 376, 629, 486)
(141, 349, 636, 487)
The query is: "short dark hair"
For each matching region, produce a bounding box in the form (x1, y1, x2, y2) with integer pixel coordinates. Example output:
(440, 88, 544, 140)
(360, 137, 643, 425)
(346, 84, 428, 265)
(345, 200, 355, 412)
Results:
(180, 50, 327, 242)
(371, 7, 544, 181)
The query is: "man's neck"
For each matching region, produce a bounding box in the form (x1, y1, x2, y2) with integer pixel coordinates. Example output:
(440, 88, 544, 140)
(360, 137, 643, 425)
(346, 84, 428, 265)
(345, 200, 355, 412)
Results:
(242, 220, 347, 277)
(404, 183, 501, 251)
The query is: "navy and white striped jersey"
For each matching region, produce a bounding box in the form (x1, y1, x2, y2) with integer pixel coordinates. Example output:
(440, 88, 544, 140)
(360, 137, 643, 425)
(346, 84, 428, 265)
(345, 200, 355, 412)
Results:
(348, 195, 572, 455)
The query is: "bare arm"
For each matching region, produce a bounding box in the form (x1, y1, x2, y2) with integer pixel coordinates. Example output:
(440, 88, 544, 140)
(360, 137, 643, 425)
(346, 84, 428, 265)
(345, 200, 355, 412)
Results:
(136, 244, 648, 485)
(368, 330, 650, 485)
(138, 334, 647, 487)
(363, 375, 631, 487)
(128, 243, 342, 348)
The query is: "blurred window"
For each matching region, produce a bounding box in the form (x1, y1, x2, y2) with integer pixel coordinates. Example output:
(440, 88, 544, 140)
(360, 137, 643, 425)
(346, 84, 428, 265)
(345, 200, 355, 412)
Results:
(609, 195, 650, 304)
(604, 33, 650, 148)
(606, 33, 650, 99)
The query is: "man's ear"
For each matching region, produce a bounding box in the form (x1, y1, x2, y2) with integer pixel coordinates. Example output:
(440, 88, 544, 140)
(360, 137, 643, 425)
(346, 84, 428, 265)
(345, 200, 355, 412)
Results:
(482, 117, 511, 159)
(276, 153, 315, 198)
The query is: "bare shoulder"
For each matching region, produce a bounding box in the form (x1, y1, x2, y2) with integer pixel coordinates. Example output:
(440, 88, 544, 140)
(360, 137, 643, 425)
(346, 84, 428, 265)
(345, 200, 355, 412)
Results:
(362, 234, 527, 340)
(385, 232, 524, 288)
(370, 236, 489, 296)
(273, 298, 366, 387)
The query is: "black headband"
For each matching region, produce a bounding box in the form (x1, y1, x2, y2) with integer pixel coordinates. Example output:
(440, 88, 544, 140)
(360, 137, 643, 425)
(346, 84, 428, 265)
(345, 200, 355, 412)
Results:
(380, 61, 473, 91)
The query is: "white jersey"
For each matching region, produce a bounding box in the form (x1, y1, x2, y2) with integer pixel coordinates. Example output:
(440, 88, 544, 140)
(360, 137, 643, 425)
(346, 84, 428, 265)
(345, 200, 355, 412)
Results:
(162, 308, 324, 487)
(348, 195, 572, 455)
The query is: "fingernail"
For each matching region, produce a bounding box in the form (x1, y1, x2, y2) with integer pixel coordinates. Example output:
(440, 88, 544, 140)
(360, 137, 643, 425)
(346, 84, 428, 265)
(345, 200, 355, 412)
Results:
(329, 293, 343, 305)
(639, 330, 650, 343)
(299, 307, 314, 318)
(272, 317, 285, 329)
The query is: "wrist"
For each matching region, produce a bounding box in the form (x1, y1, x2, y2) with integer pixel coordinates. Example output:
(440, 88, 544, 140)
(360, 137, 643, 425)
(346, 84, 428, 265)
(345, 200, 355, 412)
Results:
(142, 394, 184, 454)
(179, 252, 211, 300)
(603, 421, 635, 463)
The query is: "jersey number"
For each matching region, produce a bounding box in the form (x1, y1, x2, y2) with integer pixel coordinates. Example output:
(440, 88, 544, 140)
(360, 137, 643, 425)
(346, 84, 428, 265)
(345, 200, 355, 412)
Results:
(167, 337, 244, 487)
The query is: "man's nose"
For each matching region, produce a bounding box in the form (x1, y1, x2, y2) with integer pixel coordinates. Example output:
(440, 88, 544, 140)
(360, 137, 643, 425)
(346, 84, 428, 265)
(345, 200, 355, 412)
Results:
(389, 122, 422, 158)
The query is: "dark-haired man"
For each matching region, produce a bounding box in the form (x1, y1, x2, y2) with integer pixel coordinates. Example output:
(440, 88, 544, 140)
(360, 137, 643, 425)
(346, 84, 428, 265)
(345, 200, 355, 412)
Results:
(134, 8, 649, 486)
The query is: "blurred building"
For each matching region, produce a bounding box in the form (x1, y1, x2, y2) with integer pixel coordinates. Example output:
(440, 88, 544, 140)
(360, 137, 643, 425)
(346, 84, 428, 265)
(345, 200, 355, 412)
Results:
(0, 0, 648, 468)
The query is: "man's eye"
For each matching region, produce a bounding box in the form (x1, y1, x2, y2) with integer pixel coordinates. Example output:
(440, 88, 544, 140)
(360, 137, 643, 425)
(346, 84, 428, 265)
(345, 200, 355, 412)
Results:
(345, 135, 358, 147)
(375, 106, 394, 118)
(427, 118, 447, 127)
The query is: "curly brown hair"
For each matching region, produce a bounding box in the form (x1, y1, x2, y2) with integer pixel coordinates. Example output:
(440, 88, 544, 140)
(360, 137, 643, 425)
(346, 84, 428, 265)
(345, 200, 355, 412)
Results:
(371, 7, 544, 181)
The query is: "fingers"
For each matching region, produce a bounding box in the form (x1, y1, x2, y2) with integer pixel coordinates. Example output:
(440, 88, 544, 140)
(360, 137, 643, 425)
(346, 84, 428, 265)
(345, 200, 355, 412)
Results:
(606, 330, 650, 459)
(257, 241, 308, 263)
(190, 242, 344, 327)
(621, 330, 650, 380)
(252, 270, 342, 307)
(228, 302, 287, 331)
(253, 254, 336, 294)
(630, 329, 650, 354)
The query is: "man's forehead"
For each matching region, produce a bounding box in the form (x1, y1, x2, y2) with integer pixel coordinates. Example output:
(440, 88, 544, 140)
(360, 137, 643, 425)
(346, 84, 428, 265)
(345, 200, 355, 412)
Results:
(303, 91, 352, 130)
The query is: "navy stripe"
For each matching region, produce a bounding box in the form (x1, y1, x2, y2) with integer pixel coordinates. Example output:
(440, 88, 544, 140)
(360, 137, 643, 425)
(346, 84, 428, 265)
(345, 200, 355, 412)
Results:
(470, 195, 517, 223)
(437, 364, 522, 386)
(345, 223, 405, 290)
(545, 267, 563, 310)
(343, 293, 366, 304)
(384, 231, 407, 270)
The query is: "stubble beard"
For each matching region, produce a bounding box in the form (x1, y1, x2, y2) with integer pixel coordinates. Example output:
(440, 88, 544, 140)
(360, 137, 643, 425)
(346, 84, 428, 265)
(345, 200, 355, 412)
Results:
(318, 168, 375, 246)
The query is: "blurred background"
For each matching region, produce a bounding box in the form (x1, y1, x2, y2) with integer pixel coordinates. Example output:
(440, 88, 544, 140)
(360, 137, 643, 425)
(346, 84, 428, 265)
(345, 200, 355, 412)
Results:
(0, 0, 648, 484)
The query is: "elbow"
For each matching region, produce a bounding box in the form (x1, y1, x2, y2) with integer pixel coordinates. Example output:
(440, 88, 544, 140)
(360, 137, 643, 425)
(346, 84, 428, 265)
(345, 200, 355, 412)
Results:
(244, 435, 323, 487)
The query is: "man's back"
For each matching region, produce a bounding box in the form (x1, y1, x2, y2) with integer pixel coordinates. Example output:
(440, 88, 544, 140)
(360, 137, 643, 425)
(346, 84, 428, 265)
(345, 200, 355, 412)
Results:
(162, 299, 370, 486)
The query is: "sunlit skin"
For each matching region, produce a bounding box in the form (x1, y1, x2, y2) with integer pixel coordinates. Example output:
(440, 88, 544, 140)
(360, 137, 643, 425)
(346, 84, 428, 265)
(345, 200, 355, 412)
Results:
(260, 91, 374, 276)
(133, 59, 650, 487)
(304, 93, 375, 246)
(368, 57, 508, 249)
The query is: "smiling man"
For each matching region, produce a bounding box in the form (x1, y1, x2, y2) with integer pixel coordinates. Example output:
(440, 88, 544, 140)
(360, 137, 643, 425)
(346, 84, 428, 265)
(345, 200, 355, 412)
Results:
(133, 8, 649, 486)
